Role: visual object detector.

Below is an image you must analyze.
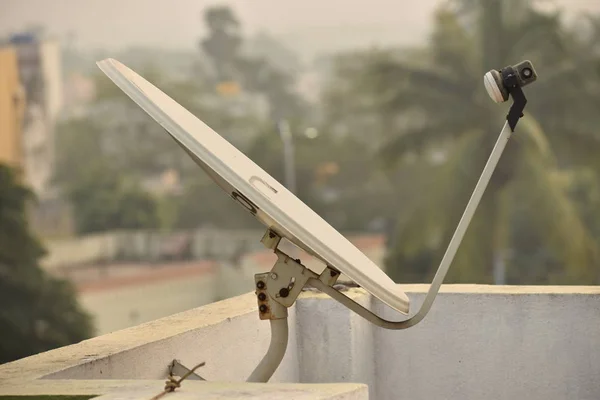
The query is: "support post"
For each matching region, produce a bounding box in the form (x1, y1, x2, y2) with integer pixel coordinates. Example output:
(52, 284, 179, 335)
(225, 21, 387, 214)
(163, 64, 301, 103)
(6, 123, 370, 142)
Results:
(246, 319, 289, 382)
(247, 241, 317, 382)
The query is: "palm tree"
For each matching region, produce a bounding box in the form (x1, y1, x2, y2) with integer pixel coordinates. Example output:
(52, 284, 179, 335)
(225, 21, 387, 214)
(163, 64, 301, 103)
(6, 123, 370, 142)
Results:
(335, 0, 600, 284)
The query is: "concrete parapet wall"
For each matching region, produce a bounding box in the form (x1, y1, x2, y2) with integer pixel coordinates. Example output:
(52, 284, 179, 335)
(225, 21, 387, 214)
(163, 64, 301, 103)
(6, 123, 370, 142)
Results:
(1, 285, 598, 399)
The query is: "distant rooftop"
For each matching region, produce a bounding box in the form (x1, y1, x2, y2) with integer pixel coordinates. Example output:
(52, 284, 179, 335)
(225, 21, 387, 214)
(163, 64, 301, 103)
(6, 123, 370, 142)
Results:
(8, 32, 37, 44)
(70, 261, 216, 294)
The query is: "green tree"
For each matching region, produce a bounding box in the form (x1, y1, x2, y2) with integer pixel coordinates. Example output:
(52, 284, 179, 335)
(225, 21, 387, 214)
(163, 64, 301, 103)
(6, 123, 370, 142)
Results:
(89, 68, 214, 176)
(0, 164, 93, 363)
(507, 168, 600, 284)
(65, 164, 160, 235)
(243, 122, 418, 233)
(55, 63, 262, 233)
(166, 175, 256, 230)
(246, 31, 304, 73)
(200, 5, 307, 121)
(200, 6, 242, 83)
(53, 116, 161, 235)
(326, 1, 600, 284)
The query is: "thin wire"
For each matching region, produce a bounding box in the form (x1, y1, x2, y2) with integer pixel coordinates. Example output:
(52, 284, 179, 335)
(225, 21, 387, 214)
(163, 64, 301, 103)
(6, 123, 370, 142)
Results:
(149, 361, 206, 400)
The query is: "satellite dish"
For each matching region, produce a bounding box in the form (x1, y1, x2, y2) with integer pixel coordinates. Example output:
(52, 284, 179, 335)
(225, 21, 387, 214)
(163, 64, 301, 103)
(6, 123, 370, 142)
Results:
(97, 58, 536, 383)
(97, 58, 409, 314)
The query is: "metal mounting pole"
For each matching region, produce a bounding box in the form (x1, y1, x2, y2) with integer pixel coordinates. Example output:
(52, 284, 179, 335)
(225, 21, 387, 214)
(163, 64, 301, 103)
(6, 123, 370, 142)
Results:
(306, 83, 529, 327)
(278, 119, 296, 193)
(246, 319, 289, 382)
(399, 120, 514, 327)
(246, 231, 317, 382)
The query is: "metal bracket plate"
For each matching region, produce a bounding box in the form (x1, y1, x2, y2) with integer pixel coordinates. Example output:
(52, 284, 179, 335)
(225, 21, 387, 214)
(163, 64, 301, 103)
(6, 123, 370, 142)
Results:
(265, 252, 317, 308)
(260, 229, 281, 250)
(255, 272, 288, 320)
(254, 229, 318, 319)
(319, 266, 341, 286)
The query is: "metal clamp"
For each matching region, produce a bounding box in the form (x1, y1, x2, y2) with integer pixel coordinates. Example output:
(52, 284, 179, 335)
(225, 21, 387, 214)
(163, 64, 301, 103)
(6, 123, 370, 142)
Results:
(254, 240, 318, 320)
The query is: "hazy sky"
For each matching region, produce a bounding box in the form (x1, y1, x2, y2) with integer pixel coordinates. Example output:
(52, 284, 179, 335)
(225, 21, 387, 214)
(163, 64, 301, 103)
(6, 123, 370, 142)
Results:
(2, 0, 600, 59)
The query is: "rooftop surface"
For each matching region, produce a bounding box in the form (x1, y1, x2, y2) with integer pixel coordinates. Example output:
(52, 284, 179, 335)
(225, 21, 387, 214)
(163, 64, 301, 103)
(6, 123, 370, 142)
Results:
(1, 285, 599, 399)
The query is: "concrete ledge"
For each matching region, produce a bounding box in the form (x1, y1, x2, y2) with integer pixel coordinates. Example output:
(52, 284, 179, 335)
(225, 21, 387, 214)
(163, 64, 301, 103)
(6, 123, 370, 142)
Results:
(401, 283, 600, 294)
(0, 380, 368, 399)
(93, 381, 368, 400)
(0, 292, 262, 383)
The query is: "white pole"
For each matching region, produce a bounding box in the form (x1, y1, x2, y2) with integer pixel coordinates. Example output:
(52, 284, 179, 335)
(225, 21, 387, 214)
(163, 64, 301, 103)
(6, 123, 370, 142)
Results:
(278, 120, 296, 193)
(246, 318, 289, 382)
(309, 121, 515, 329)
(408, 120, 513, 326)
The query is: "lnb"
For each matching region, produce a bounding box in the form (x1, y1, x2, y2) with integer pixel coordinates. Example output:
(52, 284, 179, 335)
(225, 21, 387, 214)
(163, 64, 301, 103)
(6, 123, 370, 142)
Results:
(484, 60, 538, 103)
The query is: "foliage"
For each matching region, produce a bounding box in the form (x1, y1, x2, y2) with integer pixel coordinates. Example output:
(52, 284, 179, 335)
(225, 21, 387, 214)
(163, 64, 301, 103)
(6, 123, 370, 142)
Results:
(54, 6, 313, 235)
(165, 174, 255, 230)
(323, 0, 600, 284)
(55, 62, 263, 233)
(51, 2, 600, 287)
(200, 5, 307, 121)
(507, 167, 600, 284)
(200, 6, 242, 83)
(244, 121, 419, 232)
(66, 164, 160, 235)
(0, 164, 93, 363)
(54, 116, 161, 235)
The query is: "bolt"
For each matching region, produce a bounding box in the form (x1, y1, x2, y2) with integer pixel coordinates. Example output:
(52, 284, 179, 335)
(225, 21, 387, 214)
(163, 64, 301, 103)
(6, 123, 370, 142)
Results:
(268, 231, 276, 238)
(279, 288, 290, 298)
(258, 293, 267, 301)
(270, 273, 278, 280)
(259, 305, 268, 313)
(256, 281, 265, 289)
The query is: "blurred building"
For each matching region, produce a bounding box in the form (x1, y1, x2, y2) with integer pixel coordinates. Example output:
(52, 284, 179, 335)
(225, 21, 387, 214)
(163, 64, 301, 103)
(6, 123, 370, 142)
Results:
(8, 33, 64, 200)
(61, 72, 96, 118)
(72, 261, 218, 335)
(41, 229, 385, 334)
(0, 47, 26, 171)
(295, 70, 321, 104)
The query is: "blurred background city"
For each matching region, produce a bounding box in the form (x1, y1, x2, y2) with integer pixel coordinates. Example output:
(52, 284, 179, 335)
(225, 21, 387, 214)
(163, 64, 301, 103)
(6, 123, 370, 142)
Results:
(1, 0, 599, 364)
